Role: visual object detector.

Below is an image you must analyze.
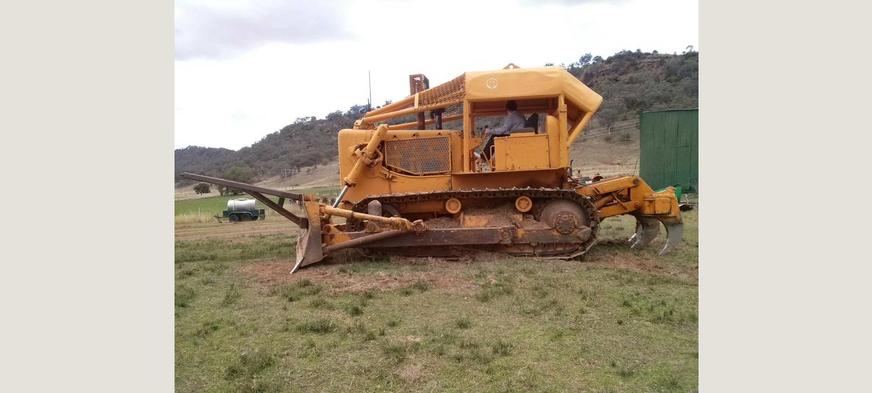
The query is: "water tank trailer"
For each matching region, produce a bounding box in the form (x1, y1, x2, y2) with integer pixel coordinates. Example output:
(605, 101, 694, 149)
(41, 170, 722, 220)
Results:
(222, 199, 265, 222)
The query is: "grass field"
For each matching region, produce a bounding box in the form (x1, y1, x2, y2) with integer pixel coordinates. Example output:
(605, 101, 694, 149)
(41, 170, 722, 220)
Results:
(175, 204, 698, 392)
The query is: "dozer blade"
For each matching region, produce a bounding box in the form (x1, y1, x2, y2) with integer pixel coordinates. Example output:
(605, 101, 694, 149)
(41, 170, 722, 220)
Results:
(628, 217, 684, 256)
(292, 200, 325, 273)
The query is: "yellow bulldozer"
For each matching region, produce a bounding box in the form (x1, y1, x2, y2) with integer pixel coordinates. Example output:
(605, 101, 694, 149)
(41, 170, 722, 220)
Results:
(183, 65, 683, 272)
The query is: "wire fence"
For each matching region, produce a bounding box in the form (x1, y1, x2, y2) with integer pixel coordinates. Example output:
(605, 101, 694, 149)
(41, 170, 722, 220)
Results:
(572, 163, 640, 178)
(580, 119, 640, 141)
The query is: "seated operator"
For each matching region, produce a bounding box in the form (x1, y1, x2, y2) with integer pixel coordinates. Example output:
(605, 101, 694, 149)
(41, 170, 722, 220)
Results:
(479, 100, 526, 160)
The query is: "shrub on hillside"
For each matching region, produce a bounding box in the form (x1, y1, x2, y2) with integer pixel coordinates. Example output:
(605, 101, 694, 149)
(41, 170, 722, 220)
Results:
(193, 183, 211, 194)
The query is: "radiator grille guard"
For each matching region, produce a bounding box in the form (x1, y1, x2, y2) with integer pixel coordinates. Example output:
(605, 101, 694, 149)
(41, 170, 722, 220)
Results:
(384, 136, 451, 175)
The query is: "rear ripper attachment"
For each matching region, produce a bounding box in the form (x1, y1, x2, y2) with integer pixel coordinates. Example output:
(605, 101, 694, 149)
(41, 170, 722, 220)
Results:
(576, 175, 684, 256)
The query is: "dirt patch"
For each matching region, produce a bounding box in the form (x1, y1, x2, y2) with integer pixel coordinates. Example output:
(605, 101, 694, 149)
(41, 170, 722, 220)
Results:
(256, 161, 339, 190)
(569, 120, 641, 178)
(238, 258, 479, 294)
(395, 363, 424, 383)
(588, 240, 697, 283)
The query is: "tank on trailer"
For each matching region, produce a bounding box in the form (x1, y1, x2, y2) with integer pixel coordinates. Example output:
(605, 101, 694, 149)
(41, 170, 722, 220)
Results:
(227, 199, 256, 212)
(221, 199, 265, 222)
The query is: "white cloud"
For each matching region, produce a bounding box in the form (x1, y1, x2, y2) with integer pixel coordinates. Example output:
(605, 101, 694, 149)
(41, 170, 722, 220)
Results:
(175, 0, 698, 149)
(175, 0, 352, 60)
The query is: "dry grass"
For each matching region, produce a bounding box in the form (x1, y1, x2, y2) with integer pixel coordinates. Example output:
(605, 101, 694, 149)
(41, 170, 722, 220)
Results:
(175, 212, 216, 224)
(175, 209, 699, 392)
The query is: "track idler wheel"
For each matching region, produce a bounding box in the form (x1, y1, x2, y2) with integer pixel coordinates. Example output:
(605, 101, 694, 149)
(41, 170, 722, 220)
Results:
(540, 200, 591, 237)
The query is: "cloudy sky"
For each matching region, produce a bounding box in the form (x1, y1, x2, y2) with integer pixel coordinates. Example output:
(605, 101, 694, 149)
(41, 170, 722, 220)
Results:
(175, 0, 698, 150)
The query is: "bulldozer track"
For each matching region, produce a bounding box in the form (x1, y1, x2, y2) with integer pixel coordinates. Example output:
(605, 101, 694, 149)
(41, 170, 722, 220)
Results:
(350, 187, 601, 259)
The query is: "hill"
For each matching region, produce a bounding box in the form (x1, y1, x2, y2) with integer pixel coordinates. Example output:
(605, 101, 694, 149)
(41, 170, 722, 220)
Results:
(175, 106, 365, 185)
(175, 49, 698, 186)
(566, 49, 698, 127)
(174, 146, 236, 179)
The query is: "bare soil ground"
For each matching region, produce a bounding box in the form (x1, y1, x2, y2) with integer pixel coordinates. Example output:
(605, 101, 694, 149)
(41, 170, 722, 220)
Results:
(588, 240, 698, 284)
(239, 258, 480, 295)
(256, 161, 340, 190)
(174, 187, 216, 201)
(237, 239, 697, 295)
(570, 133, 640, 178)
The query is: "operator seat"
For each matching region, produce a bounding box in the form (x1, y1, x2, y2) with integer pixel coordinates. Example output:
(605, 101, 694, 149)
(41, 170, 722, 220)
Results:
(523, 112, 539, 133)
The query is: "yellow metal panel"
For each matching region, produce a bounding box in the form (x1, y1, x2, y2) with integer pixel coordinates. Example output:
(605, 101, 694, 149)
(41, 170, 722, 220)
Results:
(465, 67, 602, 114)
(341, 170, 453, 204)
(493, 133, 550, 171)
(545, 115, 560, 167)
(451, 169, 564, 190)
(338, 128, 460, 204)
(558, 95, 568, 167)
(650, 196, 673, 215)
(567, 110, 594, 146)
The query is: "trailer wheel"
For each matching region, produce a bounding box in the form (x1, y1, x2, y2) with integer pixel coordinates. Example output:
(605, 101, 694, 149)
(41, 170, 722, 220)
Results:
(229, 214, 240, 222)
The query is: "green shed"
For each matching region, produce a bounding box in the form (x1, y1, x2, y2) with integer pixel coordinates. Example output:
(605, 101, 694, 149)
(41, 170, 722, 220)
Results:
(639, 109, 698, 192)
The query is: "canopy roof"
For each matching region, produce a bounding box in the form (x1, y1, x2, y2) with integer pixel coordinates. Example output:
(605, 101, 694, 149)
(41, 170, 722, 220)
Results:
(358, 67, 603, 128)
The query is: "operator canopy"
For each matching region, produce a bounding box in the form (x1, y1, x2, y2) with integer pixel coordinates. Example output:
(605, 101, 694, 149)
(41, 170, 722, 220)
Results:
(358, 67, 603, 128)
